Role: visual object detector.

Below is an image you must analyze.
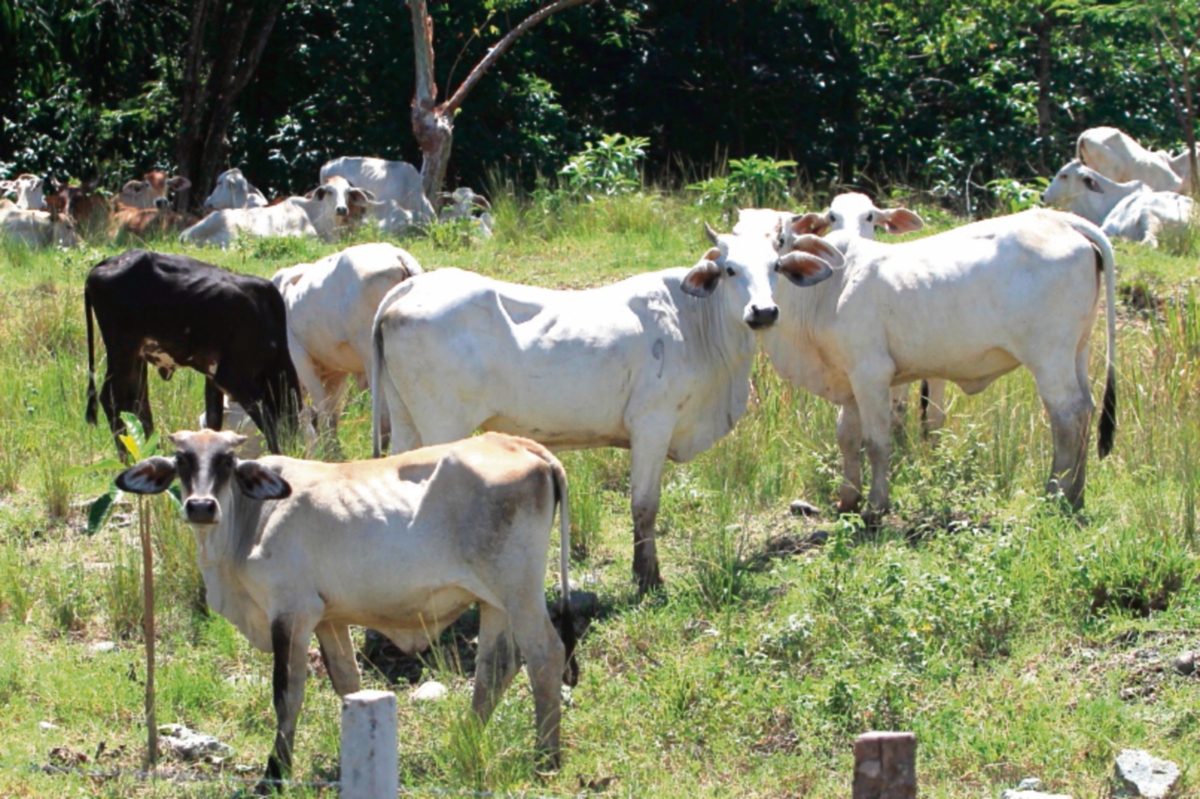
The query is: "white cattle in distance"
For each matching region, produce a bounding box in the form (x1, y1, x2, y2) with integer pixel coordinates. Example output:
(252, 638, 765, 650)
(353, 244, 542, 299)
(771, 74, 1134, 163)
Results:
(0, 202, 80, 248)
(438, 187, 494, 238)
(1168, 147, 1198, 194)
(272, 243, 423, 443)
(736, 196, 946, 437)
(737, 206, 1117, 515)
(1076, 127, 1183, 192)
(370, 227, 842, 591)
(179, 177, 371, 246)
(1042, 159, 1193, 248)
(319, 156, 436, 223)
(0, 174, 48, 210)
(203, 168, 268, 210)
(115, 429, 579, 785)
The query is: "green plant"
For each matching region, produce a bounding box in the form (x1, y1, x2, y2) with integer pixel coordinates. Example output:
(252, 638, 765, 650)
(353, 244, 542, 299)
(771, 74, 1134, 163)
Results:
(559, 133, 649, 199)
(987, 176, 1050, 214)
(686, 156, 797, 216)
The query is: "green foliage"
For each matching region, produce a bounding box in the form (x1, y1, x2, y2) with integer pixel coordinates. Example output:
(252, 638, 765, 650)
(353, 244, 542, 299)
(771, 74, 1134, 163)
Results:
(686, 157, 798, 217)
(987, 176, 1050, 214)
(559, 133, 648, 199)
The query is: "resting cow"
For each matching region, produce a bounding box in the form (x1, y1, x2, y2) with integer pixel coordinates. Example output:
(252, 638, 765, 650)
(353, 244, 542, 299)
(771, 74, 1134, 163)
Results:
(0, 203, 79, 248)
(320, 156, 436, 223)
(371, 226, 842, 590)
(203, 168, 268, 210)
(0, 174, 47, 210)
(741, 208, 1117, 514)
(273, 243, 422, 444)
(1076, 127, 1183, 193)
(115, 170, 191, 210)
(84, 250, 301, 455)
(1042, 159, 1193, 248)
(115, 429, 578, 783)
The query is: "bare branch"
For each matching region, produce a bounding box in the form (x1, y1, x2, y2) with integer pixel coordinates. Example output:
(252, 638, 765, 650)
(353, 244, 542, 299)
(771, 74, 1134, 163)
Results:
(409, 0, 438, 111)
(439, 0, 599, 116)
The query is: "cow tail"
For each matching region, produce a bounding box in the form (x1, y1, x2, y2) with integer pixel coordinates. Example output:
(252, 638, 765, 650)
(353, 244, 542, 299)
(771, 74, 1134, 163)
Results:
(370, 313, 387, 459)
(1069, 217, 1118, 457)
(919, 379, 930, 426)
(85, 285, 99, 426)
(549, 454, 579, 687)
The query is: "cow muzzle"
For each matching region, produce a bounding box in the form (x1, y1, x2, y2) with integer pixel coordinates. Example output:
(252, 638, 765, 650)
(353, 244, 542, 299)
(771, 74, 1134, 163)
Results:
(154, 198, 169, 210)
(745, 304, 780, 329)
(336, 205, 349, 216)
(184, 497, 220, 525)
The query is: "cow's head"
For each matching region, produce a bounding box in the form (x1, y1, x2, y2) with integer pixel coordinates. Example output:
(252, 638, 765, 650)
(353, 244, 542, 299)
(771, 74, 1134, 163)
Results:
(117, 171, 191, 209)
(116, 430, 291, 526)
(313, 176, 374, 219)
(1041, 159, 1110, 220)
(681, 221, 841, 330)
(4, 174, 47, 210)
(204, 168, 266, 210)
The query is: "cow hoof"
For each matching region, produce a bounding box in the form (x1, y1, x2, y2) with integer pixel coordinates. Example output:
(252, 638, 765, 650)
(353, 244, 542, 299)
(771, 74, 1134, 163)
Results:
(633, 568, 664, 596)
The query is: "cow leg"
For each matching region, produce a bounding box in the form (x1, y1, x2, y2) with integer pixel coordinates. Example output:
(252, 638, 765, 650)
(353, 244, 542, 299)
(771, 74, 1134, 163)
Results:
(472, 603, 521, 726)
(922, 379, 948, 439)
(314, 621, 360, 697)
(320, 372, 350, 442)
(204, 378, 225, 431)
(289, 343, 326, 432)
(836, 402, 864, 513)
(262, 614, 316, 790)
(507, 602, 565, 768)
(1033, 363, 1094, 510)
(849, 364, 895, 515)
(629, 422, 672, 592)
(888, 383, 909, 434)
(380, 374, 421, 454)
(132, 361, 154, 438)
(97, 351, 141, 453)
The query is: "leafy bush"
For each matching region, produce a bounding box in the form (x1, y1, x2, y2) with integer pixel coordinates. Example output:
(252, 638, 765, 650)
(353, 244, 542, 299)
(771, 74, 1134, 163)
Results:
(687, 157, 797, 217)
(987, 177, 1049, 215)
(559, 133, 648, 199)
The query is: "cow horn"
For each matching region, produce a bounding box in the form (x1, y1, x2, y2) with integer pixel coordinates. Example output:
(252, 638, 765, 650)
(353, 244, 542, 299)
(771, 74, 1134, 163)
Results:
(704, 221, 720, 245)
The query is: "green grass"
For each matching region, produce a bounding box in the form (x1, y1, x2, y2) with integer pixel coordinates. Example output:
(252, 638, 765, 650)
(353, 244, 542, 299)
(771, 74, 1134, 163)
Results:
(0, 193, 1196, 797)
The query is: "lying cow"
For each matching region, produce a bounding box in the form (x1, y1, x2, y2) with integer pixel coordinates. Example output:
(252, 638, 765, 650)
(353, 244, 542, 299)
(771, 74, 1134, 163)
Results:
(115, 429, 578, 782)
(179, 177, 369, 247)
(85, 250, 301, 455)
(320, 156, 436, 223)
(438, 187, 494, 238)
(0, 174, 47, 210)
(371, 226, 842, 590)
(203, 168, 268, 210)
(1076, 127, 1183, 193)
(0, 203, 80, 248)
(274, 243, 423, 445)
(45, 178, 110, 238)
(1042, 159, 1194, 248)
(111, 203, 190, 242)
(741, 207, 1117, 514)
(115, 171, 191, 210)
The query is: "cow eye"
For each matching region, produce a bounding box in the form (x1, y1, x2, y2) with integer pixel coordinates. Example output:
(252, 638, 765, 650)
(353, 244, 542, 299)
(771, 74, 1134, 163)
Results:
(726, 267, 735, 277)
(829, 213, 838, 223)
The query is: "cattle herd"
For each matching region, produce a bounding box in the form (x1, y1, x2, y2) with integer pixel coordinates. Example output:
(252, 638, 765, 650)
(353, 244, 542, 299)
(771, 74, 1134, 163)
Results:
(1, 123, 1189, 784)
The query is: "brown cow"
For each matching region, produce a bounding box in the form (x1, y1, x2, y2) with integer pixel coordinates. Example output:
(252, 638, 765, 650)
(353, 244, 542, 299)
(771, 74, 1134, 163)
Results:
(110, 203, 191, 242)
(45, 178, 110, 238)
(114, 171, 191, 210)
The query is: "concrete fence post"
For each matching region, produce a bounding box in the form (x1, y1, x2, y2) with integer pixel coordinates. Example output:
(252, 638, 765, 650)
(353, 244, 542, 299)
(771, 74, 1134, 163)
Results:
(340, 689, 398, 799)
(853, 731, 917, 799)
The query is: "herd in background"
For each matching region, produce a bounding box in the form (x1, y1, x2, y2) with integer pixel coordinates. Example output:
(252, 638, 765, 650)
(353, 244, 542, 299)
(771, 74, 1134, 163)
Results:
(3, 124, 1173, 783)
(0, 156, 494, 249)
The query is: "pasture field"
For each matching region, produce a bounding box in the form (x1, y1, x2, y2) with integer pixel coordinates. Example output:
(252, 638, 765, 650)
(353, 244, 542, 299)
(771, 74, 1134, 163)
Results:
(0, 193, 1196, 797)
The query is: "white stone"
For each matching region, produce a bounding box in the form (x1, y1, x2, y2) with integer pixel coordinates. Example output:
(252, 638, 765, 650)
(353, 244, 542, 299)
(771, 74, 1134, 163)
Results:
(410, 681, 448, 702)
(340, 690, 398, 799)
(89, 641, 117, 654)
(158, 723, 234, 761)
(38, 721, 58, 731)
(1114, 749, 1180, 799)
(1017, 779, 1043, 791)
(1000, 792, 1070, 799)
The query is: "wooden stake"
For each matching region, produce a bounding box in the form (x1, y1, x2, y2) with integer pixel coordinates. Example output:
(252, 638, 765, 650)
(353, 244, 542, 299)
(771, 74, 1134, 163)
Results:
(139, 495, 157, 767)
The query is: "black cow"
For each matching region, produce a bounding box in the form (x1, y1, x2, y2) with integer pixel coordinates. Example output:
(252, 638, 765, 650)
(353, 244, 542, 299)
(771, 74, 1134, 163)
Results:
(84, 250, 301, 455)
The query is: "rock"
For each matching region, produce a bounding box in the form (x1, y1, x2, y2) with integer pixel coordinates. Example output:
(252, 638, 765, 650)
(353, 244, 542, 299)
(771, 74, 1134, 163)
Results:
(1113, 749, 1180, 798)
(89, 641, 117, 654)
(158, 723, 233, 761)
(1171, 651, 1195, 676)
(1017, 779, 1043, 791)
(410, 681, 448, 702)
(38, 721, 58, 732)
(790, 499, 821, 517)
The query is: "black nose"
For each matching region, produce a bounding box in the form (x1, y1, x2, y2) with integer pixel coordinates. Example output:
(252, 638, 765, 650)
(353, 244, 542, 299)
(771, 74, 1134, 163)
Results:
(336, 206, 348, 216)
(155, 198, 168, 209)
(185, 498, 218, 524)
(747, 305, 779, 329)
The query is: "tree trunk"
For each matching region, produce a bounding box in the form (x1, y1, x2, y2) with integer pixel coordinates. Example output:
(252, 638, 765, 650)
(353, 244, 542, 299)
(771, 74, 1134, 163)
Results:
(406, 0, 598, 204)
(175, 0, 285, 212)
(1034, 9, 1054, 171)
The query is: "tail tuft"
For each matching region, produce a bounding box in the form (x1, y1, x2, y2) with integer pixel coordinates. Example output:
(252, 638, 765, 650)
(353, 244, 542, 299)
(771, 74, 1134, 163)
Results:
(1098, 364, 1116, 458)
(555, 597, 579, 687)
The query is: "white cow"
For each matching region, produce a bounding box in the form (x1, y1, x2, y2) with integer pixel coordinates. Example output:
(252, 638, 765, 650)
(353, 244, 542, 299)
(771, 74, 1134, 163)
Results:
(203, 168, 268, 210)
(742, 207, 1116, 514)
(1042, 159, 1193, 248)
(320, 156, 436, 223)
(115, 429, 578, 784)
(179, 178, 370, 247)
(1076, 127, 1183, 192)
(367, 199, 415, 235)
(737, 196, 947, 436)
(439, 187, 494, 238)
(0, 203, 80, 248)
(370, 228, 842, 590)
(1168, 147, 1198, 194)
(0, 174, 47, 210)
(273, 243, 423, 443)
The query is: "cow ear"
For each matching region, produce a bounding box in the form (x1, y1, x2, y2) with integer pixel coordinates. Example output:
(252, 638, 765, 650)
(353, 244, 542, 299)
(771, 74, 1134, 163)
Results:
(1082, 175, 1104, 194)
(234, 461, 292, 500)
(777, 251, 834, 288)
(116, 456, 177, 494)
(349, 188, 375, 203)
(878, 208, 923, 235)
(48, 175, 63, 193)
(681, 257, 723, 298)
(167, 176, 191, 192)
(789, 233, 844, 267)
(790, 212, 830, 237)
(312, 186, 328, 201)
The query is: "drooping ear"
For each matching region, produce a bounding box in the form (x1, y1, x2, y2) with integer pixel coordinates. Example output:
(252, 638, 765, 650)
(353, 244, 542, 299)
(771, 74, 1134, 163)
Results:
(1082, 175, 1104, 194)
(313, 186, 329, 201)
(167, 176, 191, 192)
(115, 456, 177, 494)
(777, 251, 834, 288)
(44, 194, 66, 214)
(681, 254, 723, 298)
(790, 212, 830, 237)
(348, 188, 374, 206)
(789, 233, 844, 268)
(472, 194, 492, 210)
(877, 207, 924, 235)
(703, 221, 720, 245)
(234, 460, 292, 500)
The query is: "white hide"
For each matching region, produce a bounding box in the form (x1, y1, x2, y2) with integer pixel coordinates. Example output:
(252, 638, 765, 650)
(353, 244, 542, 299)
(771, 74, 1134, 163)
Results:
(204, 168, 268, 210)
(320, 156, 436, 223)
(0, 204, 80, 248)
(179, 201, 318, 247)
(1076, 127, 1183, 192)
(0, 174, 47, 210)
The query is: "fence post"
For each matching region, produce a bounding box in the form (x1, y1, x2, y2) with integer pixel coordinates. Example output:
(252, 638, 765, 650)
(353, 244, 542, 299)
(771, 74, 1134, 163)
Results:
(853, 731, 917, 799)
(340, 690, 398, 799)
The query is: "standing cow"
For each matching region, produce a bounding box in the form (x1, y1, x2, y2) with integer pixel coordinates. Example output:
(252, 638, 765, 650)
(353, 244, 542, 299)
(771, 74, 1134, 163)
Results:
(370, 227, 842, 590)
(84, 250, 301, 455)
